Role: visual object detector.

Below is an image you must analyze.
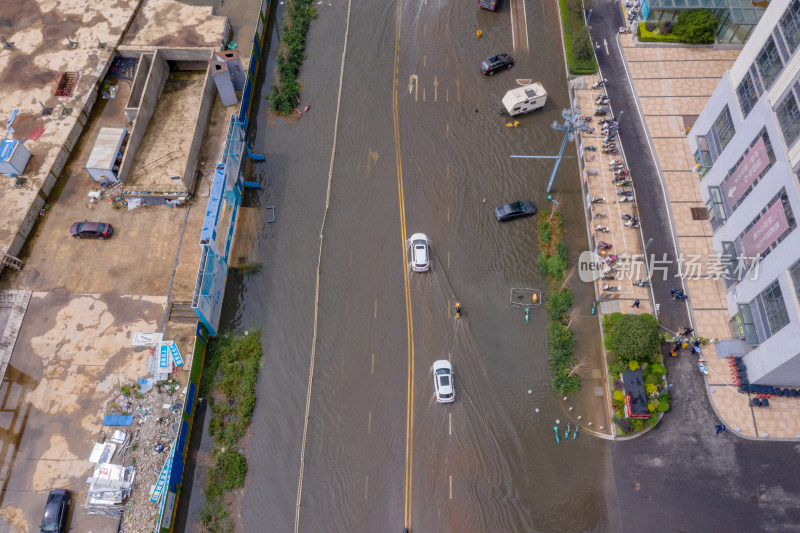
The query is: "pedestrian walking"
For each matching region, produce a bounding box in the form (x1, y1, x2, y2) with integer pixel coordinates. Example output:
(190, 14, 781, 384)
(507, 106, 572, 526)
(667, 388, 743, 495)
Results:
(631, 299, 640, 308)
(715, 424, 727, 435)
(690, 344, 698, 355)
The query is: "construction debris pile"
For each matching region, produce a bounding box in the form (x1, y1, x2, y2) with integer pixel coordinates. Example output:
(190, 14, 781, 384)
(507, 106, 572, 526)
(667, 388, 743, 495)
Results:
(82, 332, 188, 532)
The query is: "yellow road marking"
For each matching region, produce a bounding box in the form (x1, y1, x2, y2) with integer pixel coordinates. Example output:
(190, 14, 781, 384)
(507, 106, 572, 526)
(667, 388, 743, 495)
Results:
(393, 2, 416, 526)
(374, 299, 378, 319)
(371, 353, 375, 374)
(449, 475, 453, 500)
(365, 476, 369, 501)
(449, 412, 452, 435)
(368, 411, 372, 435)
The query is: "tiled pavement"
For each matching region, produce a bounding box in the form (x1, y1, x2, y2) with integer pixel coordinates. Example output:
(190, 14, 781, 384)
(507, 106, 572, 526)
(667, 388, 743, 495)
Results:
(617, 35, 800, 439)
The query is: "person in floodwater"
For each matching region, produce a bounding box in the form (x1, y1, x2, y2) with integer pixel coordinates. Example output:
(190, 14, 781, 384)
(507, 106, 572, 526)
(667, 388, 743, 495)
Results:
(455, 302, 462, 318)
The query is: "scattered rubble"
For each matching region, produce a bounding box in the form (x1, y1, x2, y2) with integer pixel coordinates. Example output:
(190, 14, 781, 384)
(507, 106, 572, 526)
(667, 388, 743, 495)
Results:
(88, 376, 185, 533)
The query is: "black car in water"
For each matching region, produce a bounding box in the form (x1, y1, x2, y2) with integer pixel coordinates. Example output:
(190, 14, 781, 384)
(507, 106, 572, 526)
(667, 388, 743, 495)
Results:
(480, 54, 514, 76)
(70, 221, 113, 239)
(494, 201, 536, 221)
(40, 489, 70, 532)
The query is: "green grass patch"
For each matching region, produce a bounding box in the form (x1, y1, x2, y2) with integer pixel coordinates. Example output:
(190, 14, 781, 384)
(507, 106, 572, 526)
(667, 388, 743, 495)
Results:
(268, 0, 316, 115)
(637, 23, 683, 43)
(199, 331, 263, 531)
(558, 0, 597, 75)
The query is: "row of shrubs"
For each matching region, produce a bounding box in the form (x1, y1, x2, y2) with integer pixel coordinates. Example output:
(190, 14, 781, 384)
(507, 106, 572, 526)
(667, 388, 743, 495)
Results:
(200, 332, 263, 530)
(558, 0, 597, 75)
(638, 9, 718, 44)
(602, 313, 670, 435)
(268, 0, 318, 115)
(538, 211, 581, 395)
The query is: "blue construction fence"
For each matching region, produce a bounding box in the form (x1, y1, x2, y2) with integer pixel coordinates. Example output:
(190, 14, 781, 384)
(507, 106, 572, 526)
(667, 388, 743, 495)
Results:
(157, 0, 272, 529)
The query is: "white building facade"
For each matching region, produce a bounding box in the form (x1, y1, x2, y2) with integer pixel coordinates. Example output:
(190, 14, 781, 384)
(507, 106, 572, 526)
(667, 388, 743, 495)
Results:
(689, 0, 800, 384)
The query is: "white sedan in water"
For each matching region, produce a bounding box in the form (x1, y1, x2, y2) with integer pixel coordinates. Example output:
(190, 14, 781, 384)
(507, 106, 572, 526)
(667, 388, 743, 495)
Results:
(432, 360, 455, 403)
(408, 233, 431, 272)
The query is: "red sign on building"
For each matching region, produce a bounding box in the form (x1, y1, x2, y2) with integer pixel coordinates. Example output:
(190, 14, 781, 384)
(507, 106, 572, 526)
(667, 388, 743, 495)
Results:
(724, 137, 770, 206)
(740, 201, 790, 258)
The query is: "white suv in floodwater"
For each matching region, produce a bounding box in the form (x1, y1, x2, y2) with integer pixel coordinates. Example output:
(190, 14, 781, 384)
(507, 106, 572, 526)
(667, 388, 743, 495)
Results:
(409, 233, 430, 272)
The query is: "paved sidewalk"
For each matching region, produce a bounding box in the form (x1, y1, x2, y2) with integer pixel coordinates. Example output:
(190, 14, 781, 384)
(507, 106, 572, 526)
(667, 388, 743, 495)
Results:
(617, 33, 800, 439)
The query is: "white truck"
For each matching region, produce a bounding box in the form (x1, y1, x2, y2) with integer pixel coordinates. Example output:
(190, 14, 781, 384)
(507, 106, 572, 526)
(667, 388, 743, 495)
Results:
(502, 82, 547, 117)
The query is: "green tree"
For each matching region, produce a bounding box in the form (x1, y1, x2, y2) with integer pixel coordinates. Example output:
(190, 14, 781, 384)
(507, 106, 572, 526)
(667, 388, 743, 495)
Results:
(603, 312, 660, 363)
(672, 9, 718, 43)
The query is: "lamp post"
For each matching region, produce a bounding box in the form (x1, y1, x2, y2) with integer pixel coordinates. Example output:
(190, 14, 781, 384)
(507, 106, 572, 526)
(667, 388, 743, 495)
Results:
(510, 107, 593, 193)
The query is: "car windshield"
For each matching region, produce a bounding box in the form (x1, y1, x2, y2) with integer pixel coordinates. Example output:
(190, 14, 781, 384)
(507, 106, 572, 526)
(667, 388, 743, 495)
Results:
(41, 522, 60, 533)
(97, 223, 107, 233)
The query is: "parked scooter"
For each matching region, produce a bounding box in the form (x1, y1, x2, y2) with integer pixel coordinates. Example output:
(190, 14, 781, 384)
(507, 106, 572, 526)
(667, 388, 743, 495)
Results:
(596, 225, 610, 232)
(592, 78, 608, 88)
(619, 26, 632, 34)
(602, 285, 621, 291)
(604, 264, 619, 274)
(604, 254, 620, 264)
(591, 196, 606, 203)
(598, 241, 613, 250)
(586, 168, 599, 175)
(633, 279, 651, 287)
(599, 118, 617, 125)
(594, 108, 609, 116)
(626, 219, 640, 228)
(608, 158, 624, 165)
(615, 180, 633, 187)
(621, 212, 637, 221)
(595, 96, 610, 105)
(603, 148, 619, 154)
(618, 190, 634, 196)
(603, 274, 617, 280)
(619, 196, 635, 202)
(593, 212, 607, 219)
(585, 145, 597, 151)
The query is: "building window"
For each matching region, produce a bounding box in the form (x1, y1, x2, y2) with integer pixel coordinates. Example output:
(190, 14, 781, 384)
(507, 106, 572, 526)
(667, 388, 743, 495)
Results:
(713, 105, 735, 152)
(736, 73, 759, 117)
(756, 37, 784, 90)
(780, 0, 800, 53)
(760, 280, 790, 337)
(708, 186, 727, 223)
(695, 134, 714, 170)
(790, 259, 800, 305)
(736, 303, 760, 345)
(775, 90, 800, 148)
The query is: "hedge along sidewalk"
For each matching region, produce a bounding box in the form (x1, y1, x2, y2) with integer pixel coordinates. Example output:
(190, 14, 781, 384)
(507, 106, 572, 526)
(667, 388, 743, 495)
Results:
(537, 210, 582, 396)
(199, 331, 263, 531)
(557, 0, 597, 75)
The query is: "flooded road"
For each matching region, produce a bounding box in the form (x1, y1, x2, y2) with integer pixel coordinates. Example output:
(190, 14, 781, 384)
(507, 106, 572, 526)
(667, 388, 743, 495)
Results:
(221, 0, 611, 531)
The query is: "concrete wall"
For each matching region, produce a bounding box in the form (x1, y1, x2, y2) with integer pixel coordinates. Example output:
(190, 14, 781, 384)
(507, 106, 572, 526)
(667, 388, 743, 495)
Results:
(117, 49, 169, 185)
(125, 53, 153, 122)
(180, 66, 216, 192)
(5, 53, 116, 258)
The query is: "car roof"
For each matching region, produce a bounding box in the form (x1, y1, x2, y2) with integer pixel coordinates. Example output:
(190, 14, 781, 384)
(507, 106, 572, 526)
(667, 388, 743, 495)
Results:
(43, 489, 67, 520)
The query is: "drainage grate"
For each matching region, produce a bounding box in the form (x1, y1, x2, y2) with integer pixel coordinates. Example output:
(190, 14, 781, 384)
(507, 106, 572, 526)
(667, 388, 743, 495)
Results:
(691, 207, 709, 221)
